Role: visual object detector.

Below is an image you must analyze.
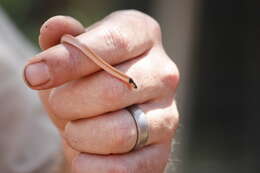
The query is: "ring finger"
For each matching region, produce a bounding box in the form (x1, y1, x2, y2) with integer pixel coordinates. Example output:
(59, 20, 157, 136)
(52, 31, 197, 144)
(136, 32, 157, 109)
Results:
(63, 96, 179, 155)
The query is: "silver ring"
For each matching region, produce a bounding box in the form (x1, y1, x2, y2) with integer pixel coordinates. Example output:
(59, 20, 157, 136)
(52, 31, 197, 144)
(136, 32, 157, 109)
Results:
(127, 104, 149, 150)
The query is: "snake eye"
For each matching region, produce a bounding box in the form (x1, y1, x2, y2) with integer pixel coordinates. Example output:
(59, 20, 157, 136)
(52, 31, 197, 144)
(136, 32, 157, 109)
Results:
(129, 78, 138, 89)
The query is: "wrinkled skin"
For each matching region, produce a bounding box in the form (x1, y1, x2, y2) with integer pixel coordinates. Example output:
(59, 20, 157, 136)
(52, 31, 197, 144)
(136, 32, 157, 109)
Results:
(24, 10, 180, 173)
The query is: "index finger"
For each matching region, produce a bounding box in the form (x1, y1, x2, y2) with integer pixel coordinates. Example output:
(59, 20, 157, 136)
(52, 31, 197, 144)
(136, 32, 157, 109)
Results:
(24, 10, 161, 90)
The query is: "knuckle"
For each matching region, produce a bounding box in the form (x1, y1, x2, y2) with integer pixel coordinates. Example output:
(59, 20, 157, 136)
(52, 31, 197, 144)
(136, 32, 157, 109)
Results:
(102, 27, 130, 52)
(161, 61, 180, 90)
(110, 10, 162, 41)
(110, 9, 146, 19)
(123, 10, 162, 39)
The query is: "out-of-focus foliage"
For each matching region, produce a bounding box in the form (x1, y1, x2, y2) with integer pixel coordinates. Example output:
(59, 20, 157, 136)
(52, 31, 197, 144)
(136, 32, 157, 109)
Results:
(0, 0, 119, 45)
(0, 0, 150, 46)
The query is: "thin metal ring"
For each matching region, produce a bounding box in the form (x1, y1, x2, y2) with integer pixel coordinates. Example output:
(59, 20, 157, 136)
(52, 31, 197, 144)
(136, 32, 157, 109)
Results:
(127, 104, 149, 150)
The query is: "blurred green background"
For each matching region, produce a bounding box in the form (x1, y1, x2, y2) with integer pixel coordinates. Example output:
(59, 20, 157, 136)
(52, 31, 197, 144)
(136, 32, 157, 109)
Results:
(0, 0, 150, 45)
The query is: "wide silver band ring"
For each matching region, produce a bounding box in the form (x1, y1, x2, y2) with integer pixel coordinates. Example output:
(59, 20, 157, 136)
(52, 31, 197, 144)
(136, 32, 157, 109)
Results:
(127, 104, 149, 150)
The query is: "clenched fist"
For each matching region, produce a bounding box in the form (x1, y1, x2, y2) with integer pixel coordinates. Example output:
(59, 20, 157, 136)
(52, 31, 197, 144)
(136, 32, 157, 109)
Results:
(24, 10, 179, 173)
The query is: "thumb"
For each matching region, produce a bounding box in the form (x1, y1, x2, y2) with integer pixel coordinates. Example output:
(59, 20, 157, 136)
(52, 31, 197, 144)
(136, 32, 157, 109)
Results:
(37, 16, 84, 131)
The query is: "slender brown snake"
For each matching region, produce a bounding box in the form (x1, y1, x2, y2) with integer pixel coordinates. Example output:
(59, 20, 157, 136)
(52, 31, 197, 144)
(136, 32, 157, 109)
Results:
(61, 34, 137, 89)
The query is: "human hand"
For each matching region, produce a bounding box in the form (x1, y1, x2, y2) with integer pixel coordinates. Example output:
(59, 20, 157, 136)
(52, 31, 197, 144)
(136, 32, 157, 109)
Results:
(23, 10, 179, 173)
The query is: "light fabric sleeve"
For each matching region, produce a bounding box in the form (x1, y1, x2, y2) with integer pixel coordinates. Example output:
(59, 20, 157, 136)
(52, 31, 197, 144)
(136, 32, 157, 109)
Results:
(0, 7, 60, 173)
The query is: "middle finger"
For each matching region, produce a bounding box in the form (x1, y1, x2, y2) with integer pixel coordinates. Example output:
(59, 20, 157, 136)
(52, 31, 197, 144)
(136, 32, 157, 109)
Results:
(48, 47, 175, 120)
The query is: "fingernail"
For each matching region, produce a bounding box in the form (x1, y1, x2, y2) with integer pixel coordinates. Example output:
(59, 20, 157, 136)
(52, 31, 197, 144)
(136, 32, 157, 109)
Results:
(24, 62, 50, 87)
